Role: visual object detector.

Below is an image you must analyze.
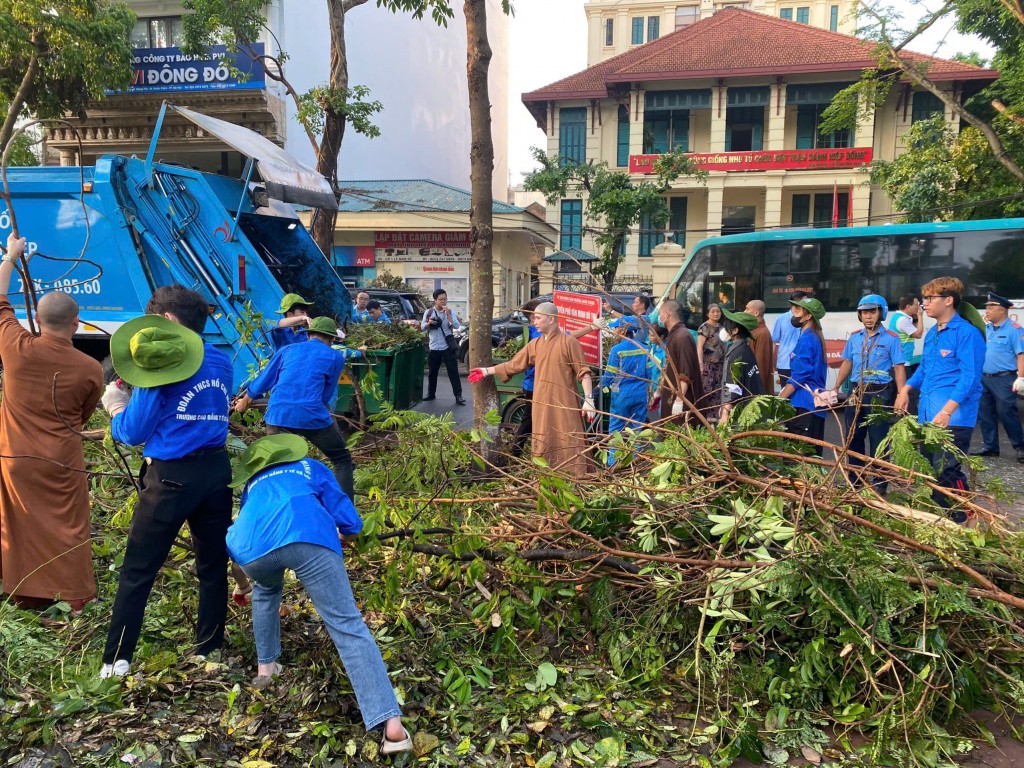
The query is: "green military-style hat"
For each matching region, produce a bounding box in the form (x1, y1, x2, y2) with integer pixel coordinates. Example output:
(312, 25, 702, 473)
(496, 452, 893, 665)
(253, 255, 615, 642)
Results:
(110, 314, 205, 388)
(958, 301, 986, 338)
(229, 433, 309, 489)
(720, 308, 758, 333)
(789, 297, 826, 321)
(276, 293, 314, 314)
(307, 316, 345, 339)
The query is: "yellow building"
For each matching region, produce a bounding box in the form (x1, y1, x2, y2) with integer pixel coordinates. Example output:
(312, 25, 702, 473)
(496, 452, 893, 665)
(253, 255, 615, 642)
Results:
(522, 8, 996, 295)
(299, 180, 557, 318)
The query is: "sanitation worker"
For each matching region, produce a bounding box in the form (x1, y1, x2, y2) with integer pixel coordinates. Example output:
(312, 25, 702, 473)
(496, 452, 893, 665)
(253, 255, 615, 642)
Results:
(0, 233, 103, 611)
(99, 285, 234, 678)
(601, 322, 654, 463)
(234, 316, 363, 500)
(469, 302, 595, 477)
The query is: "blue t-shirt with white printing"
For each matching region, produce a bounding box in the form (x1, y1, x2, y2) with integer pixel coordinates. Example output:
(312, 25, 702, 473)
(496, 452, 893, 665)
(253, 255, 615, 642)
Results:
(247, 340, 359, 430)
(111, 343, 233, 460)
(226, 458, 362, 566)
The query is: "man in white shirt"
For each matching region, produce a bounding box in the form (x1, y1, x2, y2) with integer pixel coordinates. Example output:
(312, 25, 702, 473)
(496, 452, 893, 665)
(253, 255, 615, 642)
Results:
(420, 289, 465, 405)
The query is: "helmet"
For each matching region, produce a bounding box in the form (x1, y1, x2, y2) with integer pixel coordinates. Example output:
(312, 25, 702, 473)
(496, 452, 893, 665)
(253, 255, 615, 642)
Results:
(857, 294, 888, 321)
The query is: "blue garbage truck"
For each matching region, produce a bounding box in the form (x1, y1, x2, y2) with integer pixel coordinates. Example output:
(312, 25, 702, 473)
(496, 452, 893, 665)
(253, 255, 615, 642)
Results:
(0, 104, 349, 387)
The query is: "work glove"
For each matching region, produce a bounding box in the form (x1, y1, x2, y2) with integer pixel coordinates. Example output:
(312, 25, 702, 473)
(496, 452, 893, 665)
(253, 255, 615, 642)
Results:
(671, 399, 685, 416)
(1014, 377, 1024, 395)
(590, 317, 608, 331)
(468, 368, 488, 384)
(582, 397, 597, 423)
(101, 380, 130, 418)
(232, 584, 252, 607)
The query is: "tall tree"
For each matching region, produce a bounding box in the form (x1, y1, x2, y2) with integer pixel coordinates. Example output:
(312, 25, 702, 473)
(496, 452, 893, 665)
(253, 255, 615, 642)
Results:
(524, 149, 707, 291)
(0, 0, 135, 157)
(183, 0, 385, 259)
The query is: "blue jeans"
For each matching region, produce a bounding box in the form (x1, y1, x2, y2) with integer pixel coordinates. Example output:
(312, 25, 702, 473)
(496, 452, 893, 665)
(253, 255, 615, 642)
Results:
(241, 542, 402, 732)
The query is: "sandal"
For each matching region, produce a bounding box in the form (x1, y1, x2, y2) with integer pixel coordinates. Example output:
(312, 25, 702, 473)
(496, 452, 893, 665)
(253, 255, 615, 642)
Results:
(381, 726, 413, 755)
(250, 662, 283, 689)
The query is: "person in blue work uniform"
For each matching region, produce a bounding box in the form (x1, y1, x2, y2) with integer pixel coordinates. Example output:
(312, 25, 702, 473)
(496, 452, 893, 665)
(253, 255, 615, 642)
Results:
(366, 300, 391, 324)
(772, 290, 810, 387)
(351, 290, 372, 323)
(972, 292, 1024, 463)
(895, 277, 986, 521)
(831, 295, 906, 494)
(270, 293, 313, 349)
(226, 434, 413, 755)
(717, 309, 765, 421)
(601, 322, 652, 464)
(233, 316, 363, 500)
(509, 299, 542, 455)
(98, 285, 234, 679)
(778, 297, 828, 456)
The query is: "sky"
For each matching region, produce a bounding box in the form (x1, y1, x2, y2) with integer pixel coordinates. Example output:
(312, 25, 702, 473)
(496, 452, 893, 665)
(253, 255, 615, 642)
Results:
(506, 0, 997, 183)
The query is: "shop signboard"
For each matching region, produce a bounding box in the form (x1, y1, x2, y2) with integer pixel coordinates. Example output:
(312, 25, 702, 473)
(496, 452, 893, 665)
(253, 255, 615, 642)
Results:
(628, 147, 873, 174)
(116, 44, 266, 93)
(553, 290, 602, 367)
(374, 231, 472, 250)
(333, 246, 375, 268)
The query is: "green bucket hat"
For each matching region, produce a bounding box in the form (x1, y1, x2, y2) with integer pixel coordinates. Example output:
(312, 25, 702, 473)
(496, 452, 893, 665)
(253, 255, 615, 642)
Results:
(307, 316, 345, 339)
(229, 433, 309, 489)
(789, 297, 826, 321)
(720, 308, 758, 333)
(110, 315, 205, 388)
(276, 293, 314, 314)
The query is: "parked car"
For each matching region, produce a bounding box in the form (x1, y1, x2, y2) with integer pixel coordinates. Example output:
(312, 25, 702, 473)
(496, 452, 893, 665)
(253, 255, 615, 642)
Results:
(347, 288, 430, 326)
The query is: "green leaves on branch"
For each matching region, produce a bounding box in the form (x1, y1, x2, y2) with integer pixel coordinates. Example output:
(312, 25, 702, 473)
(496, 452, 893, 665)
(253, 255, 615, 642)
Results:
(297, 84, 382, 139)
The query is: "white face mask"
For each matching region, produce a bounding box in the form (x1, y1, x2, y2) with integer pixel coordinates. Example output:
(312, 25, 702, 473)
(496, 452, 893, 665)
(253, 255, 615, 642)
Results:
(718, 327, 731, 344)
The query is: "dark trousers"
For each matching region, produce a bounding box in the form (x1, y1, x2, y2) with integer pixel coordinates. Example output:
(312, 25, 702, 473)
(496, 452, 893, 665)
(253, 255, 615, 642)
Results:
(978, 374, 1024, 452)
(427, 348, 462, 399)
(844, 385, 895, 493)
(777, 368, 790, 388)
(511, 391, 533, 455)
(925, 425, 973, 522)
(103, 449, 232, 664)
(267, 422, 354, 500)
(903, 364, 920, 415)
(792, 408, 826, 456)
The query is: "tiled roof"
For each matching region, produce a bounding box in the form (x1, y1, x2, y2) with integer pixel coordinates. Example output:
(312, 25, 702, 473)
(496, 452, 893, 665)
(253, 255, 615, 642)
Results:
(523, 8, 996, 111)
(336, 179, 524, 214)
(544, 247, 598, 263)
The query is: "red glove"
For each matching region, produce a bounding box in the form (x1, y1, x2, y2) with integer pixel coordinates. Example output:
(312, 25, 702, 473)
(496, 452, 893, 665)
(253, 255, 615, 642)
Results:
(468, 368, 487, 384)
(232, 586, 252, 606)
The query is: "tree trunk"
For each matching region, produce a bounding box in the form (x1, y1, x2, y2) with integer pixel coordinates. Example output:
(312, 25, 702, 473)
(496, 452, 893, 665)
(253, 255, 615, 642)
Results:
(311, 1, 353, 264)
(464, 0, 500, 429)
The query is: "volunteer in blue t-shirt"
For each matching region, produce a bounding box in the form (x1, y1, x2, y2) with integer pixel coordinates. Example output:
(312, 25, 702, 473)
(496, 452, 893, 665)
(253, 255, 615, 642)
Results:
(270, 293, 313, 349)
(98, 286, 234, 679)
(234, 316, 363, 500)
(226, 434, 413, 756)
(772, 290, 810, 386)
(895, 277, 986, 521)
(778, 297, 828, 455)
(832, 295, 906, 494)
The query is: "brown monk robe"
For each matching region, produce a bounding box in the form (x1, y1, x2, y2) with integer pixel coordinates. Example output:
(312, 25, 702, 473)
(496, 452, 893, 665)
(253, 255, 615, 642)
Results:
(494, 323, 593, 478)
(0, 241, 103, 609)
(658, 301, 704, 423)
(745, 300, 775, 394)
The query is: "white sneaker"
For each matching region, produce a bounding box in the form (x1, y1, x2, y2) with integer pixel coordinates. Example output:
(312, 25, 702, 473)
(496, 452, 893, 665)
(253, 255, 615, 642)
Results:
(99, 659, 130, 679)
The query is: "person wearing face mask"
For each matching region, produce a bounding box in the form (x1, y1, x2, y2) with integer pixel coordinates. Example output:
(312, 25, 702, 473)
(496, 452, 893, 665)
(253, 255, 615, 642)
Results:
(778, 297, 828, 455)
(696, 304, 726, 420)
(717, 309, 765, 422)
(832, 295, 906, 495)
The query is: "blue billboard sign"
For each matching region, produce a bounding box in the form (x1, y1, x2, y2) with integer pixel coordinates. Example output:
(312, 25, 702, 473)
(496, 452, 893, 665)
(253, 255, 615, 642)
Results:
(117, 43, 266, 93)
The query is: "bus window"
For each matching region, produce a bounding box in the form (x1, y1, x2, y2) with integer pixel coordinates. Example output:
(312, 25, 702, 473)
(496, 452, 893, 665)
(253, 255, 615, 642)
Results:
(789, 243, 820, 273)
(921, 237, 954, 268)
(674, 245, 711, 327)
(712, 242, 761, 310)
(821, 241, 866, 312)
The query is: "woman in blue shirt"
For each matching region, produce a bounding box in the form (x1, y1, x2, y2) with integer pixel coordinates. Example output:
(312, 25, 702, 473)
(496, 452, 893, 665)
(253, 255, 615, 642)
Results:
(227, 434, 413, 755)
(778, 297, 828, 455)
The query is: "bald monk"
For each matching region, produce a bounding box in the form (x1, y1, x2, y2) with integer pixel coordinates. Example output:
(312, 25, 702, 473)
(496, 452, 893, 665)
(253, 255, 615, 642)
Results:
(0, 233, 103, 611)
(470, 302, 596, 477)
(743, 299, 775, 394)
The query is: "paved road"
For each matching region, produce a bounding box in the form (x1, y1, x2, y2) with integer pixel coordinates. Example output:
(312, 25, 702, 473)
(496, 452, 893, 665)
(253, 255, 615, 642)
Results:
(413, 373, 1024, 516)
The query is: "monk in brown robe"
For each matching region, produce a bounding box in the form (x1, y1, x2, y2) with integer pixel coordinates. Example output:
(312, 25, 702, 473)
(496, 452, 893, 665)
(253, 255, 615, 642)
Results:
(471, 302, 595, 477)
(744, 299, 775, 394)
(0, 234, 103, 610)
(658, 300, 704, 423)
